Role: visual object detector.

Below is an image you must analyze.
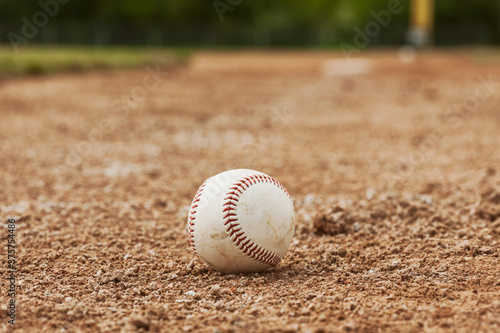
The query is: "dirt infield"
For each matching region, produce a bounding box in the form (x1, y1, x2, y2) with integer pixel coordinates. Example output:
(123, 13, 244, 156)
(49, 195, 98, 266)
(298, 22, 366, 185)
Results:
(1, 49, 499, 332)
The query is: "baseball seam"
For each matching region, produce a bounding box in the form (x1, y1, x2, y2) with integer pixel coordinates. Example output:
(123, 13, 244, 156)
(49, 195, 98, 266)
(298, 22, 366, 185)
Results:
(188, 180, 208, 254)
(223, 174, 291, 267)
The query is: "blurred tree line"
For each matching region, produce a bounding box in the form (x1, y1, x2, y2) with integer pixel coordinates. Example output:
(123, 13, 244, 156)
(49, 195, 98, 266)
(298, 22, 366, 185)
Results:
(0, 0, 499, 45)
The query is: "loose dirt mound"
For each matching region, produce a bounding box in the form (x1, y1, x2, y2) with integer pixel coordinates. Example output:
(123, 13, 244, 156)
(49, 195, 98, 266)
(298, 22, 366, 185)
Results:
(0, 50, 499, 332)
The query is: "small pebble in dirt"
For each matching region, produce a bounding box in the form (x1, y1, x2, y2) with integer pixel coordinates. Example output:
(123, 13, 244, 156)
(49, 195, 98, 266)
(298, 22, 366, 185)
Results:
(420, 195, 433, 205)
(366, 188, 376, 200)
(185, 290, 196, 296)
(304, 194, 316, 205)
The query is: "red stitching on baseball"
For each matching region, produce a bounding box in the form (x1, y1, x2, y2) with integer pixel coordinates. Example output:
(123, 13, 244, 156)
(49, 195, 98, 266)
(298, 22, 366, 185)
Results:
(223, 174, 290, 267)
(188, 181, 207, 255)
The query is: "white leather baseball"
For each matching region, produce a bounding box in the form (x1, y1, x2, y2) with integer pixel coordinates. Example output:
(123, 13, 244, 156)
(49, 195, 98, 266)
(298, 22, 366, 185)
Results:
(187, 169, 295, 273)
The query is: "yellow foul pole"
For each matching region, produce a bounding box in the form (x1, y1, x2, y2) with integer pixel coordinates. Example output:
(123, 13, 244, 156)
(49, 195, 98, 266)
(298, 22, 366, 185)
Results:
(409, 0, 434, 47)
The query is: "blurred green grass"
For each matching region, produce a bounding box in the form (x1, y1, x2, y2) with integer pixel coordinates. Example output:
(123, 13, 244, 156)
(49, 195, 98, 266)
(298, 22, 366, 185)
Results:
(0, 46, 190, 77)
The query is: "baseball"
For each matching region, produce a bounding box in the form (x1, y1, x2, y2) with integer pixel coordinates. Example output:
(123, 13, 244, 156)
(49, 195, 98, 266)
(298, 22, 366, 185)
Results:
(187, 169, 295, 273)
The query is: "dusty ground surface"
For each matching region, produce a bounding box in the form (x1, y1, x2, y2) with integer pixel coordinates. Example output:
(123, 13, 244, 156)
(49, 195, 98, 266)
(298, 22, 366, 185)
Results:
(0, 49, 500, 332)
